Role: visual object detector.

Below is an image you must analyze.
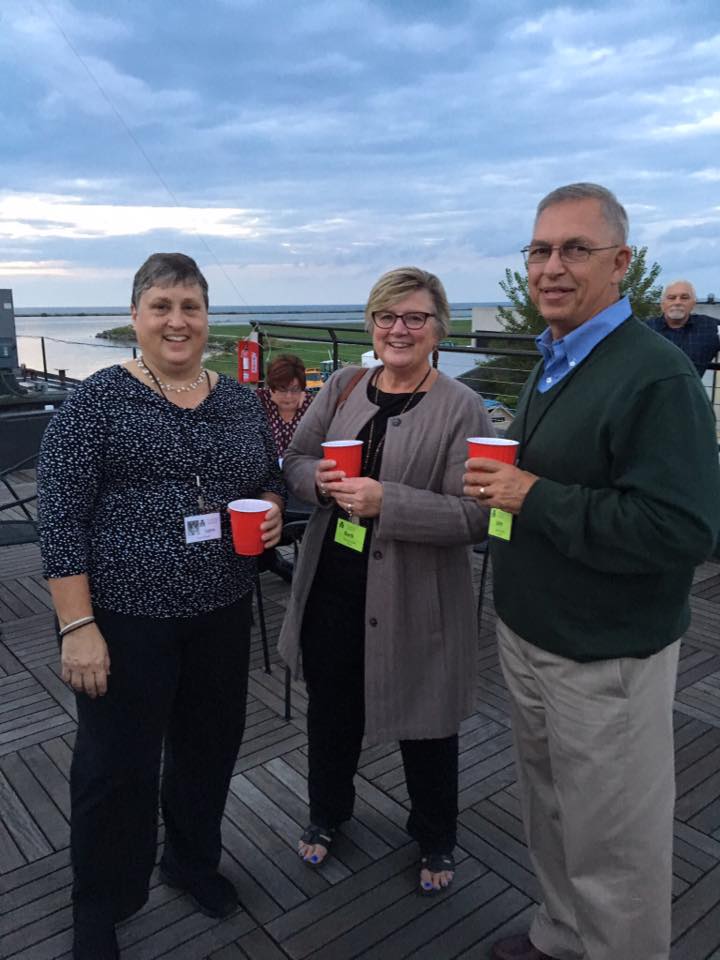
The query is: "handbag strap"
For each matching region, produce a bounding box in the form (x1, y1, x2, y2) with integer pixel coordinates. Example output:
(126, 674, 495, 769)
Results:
(332, 367, 367, 415)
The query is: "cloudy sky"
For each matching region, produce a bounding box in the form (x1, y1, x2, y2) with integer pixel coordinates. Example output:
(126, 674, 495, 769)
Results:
(1, 0, 718, 306)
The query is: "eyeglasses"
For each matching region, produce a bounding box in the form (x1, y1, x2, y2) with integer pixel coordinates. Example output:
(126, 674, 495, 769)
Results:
(271, 386, 303, 395)
(521, 243, 620, 264)
(371, 311, 435, 330)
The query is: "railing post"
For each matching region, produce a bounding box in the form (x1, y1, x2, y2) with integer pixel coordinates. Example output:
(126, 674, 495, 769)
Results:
(41, 337, 48, 381)
(258, 329, 265, 381)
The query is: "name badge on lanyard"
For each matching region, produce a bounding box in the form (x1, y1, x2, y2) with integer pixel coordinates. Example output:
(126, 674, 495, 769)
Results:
(488, 507, 513, 541)
(184, 512, 222, 544)
(184, 474, 222, 544)
(334, 518, 367, 552)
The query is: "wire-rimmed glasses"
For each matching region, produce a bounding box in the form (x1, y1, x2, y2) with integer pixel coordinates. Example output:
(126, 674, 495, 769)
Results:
(521, 243, 620, 264)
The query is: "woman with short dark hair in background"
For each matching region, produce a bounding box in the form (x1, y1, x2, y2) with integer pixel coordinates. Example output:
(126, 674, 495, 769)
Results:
(38, 252, 284, 960)
(256, 353, 313, 459)
(256, 354, 314, 581)
(279, 266, 491, 895)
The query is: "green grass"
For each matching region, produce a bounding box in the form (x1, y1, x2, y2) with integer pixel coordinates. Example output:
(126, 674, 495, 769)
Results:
(206, 322, 370, 375)
(93, 317, 475, 379)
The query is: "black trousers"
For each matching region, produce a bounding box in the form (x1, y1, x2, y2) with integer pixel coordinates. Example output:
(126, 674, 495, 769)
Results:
(69, 595, 252, 919)
(301, 584, 458, 855)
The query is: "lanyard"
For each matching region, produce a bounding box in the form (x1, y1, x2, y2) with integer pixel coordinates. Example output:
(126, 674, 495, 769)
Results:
(195, 474, 207, 511)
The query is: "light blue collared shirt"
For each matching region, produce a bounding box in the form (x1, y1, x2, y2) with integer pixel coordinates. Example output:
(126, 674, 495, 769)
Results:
(535, 296, 632, 393)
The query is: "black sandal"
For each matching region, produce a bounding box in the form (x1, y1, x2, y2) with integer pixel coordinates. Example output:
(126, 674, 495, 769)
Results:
(299, 824, 336, 866)
(419, 852, 455, 895)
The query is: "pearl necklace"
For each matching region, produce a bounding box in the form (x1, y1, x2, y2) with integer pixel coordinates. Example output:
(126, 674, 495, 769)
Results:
(136, 355, 207, 393)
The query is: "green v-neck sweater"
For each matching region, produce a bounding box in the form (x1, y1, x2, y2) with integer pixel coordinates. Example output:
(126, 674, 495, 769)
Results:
(492, 317, 720, 662)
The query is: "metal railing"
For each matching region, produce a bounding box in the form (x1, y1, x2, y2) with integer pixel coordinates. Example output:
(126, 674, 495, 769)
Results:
(14, 322, 720, 429)
(241, 320, 720, 429)
(226, 320, 542, 409)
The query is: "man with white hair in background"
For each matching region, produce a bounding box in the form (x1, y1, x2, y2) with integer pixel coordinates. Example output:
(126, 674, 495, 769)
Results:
(647, 280, 720, 376)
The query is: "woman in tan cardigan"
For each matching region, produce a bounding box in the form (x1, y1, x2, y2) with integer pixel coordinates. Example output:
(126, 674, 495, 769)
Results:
(279, 267, 491, 893)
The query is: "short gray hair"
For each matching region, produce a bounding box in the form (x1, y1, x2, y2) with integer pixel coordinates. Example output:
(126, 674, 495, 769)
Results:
(364, 266, 450, 338)
(131, 253, 209, 309)
(535, 182, 629, 244)
(662, 279, 696, 300)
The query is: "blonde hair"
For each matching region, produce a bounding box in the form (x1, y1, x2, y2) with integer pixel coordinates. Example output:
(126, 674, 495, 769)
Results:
(364, 266, 450, 338)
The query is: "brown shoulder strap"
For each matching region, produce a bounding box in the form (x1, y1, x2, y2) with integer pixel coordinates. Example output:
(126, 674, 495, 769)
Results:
(333, 367, 366, 414)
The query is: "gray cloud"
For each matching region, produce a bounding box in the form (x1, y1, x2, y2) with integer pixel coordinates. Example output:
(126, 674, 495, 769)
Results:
(1, 0, 719, 304)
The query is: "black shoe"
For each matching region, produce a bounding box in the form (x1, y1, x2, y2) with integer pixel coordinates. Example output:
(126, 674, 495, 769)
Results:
(299, 823, 336, 867)
(491, 934, 559, 960)
(159, 863, 239, 918)
(72, 904, 119, 960)
(418, 851, 455, 895)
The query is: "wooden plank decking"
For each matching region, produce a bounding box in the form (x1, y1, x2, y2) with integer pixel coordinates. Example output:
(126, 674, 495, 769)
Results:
(1, 535, 719, 959)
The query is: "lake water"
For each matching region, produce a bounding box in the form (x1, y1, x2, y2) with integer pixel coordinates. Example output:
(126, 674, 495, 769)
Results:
(14, 304, 479, 380)
(16, 315, 135, 380)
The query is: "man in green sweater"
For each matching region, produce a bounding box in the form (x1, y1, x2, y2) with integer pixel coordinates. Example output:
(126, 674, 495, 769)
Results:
(464, 183, 720, 960)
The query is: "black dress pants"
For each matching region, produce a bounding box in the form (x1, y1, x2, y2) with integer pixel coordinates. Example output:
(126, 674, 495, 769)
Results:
(70, 595, 252, 919)
(300, 583, 458, 855)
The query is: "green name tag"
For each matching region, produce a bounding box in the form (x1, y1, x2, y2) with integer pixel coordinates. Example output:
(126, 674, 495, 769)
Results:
(489, 507, 513, 541)
(334, 518, 367, 552)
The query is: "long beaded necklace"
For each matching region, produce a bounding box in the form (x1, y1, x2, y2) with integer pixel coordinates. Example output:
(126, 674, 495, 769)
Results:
(136, 355, 209, 395)
(362, 365, 432, 478)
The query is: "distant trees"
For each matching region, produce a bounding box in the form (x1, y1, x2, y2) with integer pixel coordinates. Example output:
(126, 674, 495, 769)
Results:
(496, 268, 544, 336)
(617, 246, 663, 322)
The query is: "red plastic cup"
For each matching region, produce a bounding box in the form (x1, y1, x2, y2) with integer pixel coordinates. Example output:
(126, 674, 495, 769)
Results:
(321, 440, 363, 478)
(467, 437, 519, 464)
(227, 498, 272, 556)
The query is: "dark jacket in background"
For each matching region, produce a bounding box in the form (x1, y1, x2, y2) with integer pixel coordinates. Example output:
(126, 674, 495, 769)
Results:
(647, 312, 720, 376)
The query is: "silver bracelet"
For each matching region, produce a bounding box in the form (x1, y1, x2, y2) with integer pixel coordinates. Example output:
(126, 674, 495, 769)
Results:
(59, 615, 95, 637)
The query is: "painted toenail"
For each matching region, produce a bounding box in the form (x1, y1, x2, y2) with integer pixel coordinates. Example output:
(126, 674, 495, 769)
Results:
(310, 854, 319, 863)
(422, 880, 433, 889)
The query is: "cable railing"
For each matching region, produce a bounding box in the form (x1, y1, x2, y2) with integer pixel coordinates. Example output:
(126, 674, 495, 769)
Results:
(233, 319, 541, 410)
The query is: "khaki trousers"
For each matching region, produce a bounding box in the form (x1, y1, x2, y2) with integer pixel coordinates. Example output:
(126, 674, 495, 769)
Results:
(497, 618, 679, 960)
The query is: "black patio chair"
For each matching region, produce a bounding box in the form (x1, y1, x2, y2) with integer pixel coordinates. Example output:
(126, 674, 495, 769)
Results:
(252, 518, 308, 718)
(280, 520, 308, 721)
(0, 453, 40, 547)
(253, 572, 272, 674)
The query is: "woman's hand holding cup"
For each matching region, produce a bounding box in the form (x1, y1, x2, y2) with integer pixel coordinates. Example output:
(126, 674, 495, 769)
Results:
(329, 476, 383, 519)
(260, 501, 283, 549)
(315, 458, 348, 501)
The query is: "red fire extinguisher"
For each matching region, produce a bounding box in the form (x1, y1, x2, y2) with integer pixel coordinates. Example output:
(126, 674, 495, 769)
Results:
(238, 333, 260, 383)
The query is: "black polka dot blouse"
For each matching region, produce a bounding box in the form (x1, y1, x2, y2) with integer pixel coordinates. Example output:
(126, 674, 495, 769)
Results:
(37, 365, 286, 618)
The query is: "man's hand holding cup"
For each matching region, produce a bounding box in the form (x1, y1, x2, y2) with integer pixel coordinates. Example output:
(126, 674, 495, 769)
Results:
(463, 437, 538, 515)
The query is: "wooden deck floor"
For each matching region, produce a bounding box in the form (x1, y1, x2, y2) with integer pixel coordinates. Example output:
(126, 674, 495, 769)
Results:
(1, 538, 720, 959)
